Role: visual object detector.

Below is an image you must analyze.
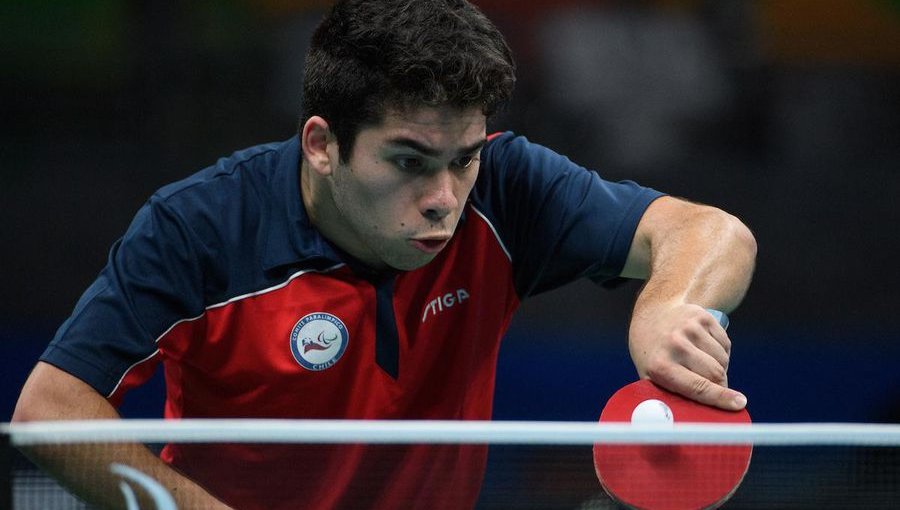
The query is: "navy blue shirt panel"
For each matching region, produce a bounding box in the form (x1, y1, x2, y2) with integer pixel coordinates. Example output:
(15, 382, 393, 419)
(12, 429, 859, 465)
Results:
(474, 132, 663, 298)
(43, 197, 208, 394)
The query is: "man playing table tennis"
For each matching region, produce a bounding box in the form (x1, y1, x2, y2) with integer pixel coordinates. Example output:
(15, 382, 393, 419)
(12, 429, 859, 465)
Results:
(12, 0, 756, 508)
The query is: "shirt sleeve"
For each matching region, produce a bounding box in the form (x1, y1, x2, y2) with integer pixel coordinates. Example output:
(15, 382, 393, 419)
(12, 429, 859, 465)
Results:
(474, 132, 664, 298)
(40, 195, 208, 402)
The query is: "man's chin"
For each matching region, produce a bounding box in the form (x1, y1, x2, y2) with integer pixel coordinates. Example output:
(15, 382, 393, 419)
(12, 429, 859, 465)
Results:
(386, 252, 438, 272)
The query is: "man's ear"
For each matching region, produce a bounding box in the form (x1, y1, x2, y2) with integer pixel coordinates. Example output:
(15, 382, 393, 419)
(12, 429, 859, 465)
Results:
(301, 116, 335, 176)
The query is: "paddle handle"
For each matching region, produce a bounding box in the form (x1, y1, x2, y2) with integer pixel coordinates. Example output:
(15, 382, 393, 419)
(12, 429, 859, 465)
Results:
(706, 309, 729, 330)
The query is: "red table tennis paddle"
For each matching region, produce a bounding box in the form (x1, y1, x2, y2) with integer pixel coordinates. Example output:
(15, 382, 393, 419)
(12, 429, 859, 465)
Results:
(593, 380, 751, 510)
(593, 310, 750, 510)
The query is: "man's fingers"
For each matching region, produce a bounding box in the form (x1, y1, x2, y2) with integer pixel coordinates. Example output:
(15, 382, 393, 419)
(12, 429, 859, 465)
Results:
(703, 314, 732, 355)
(681, 348, 729, 387)
(649, 364, 747, 411)
(684, 326, 730, 373)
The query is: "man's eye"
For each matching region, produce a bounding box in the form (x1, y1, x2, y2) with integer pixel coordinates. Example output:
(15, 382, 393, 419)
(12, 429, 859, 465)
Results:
(395, 157, 425, 171)
(452, 156, 476, 169)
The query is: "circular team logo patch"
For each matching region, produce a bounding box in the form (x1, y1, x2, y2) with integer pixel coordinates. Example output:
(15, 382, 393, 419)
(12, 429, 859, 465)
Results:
(290, 312, 349, 371)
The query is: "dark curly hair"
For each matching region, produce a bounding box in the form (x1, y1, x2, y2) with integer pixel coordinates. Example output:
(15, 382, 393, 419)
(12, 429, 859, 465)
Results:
(300, 0, 516, 162)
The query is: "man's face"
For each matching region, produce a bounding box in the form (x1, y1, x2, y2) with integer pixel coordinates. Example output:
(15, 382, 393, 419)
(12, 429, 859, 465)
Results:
(325, 105, 487, 271)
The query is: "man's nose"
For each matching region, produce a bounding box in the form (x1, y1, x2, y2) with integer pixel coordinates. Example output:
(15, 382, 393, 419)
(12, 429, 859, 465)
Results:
(419, 170, 458, 222)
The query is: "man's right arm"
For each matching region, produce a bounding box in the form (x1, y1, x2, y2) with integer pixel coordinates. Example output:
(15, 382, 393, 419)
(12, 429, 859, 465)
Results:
(12, 362, 232, 510)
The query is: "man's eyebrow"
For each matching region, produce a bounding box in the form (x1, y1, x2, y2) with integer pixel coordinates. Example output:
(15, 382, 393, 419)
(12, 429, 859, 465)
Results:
(459, 139, 487, 155)
(385, 138, 487, 158)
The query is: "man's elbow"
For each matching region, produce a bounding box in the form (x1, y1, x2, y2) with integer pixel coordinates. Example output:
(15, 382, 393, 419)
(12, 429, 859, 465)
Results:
(688, 203, 757, 266)
(11, 367, 60, 424)
(723, 211, 757, 267)
(11, 362, 113, 423)
(11, 385, 45, 424)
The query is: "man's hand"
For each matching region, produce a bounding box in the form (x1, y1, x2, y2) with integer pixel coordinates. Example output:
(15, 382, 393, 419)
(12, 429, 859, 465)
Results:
(629, 303, 748, 411)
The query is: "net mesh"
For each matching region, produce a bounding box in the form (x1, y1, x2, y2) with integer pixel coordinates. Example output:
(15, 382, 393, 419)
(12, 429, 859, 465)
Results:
(4, 421, 900, 509)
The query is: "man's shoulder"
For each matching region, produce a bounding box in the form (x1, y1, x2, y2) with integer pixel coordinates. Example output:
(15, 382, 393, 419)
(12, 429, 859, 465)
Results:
(154, 138, 297, 205)
(479, 130, 564, 182)
(130, 137, 303, 257)
(481, 130, 519, 164)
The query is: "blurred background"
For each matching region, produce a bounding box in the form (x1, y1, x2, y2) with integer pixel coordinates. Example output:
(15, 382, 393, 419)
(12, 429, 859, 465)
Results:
(2, 0, 900, 425)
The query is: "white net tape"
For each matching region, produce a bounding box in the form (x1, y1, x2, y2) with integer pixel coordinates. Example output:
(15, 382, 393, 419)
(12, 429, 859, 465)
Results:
(5, 420, 900, 446)
(4, 421, 900, 509)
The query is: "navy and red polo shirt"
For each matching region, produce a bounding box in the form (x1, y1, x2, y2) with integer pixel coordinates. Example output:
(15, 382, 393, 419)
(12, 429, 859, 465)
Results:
(41, 132, 662, 509)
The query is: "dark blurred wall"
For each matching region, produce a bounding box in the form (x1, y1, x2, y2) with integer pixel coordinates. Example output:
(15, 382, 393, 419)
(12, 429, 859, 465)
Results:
(2, 1, 900, 420)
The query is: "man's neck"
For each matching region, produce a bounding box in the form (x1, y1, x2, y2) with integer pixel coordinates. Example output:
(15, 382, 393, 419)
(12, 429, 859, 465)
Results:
(299, 161, 388, 272)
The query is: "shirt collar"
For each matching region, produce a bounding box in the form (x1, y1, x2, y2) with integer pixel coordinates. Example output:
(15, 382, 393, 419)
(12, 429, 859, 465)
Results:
(262, 136, 342, 271)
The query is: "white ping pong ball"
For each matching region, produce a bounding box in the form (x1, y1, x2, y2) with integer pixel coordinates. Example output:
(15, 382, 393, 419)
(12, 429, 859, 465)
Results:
(631, 399, 674, 425)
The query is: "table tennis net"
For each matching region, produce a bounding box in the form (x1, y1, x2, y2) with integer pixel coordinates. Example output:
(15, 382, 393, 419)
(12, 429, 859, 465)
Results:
(3, 420, 900, 509)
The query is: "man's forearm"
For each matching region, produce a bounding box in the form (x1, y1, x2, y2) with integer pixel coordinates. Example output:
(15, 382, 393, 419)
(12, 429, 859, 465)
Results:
(13, 362, 231, 509)
(20, 441, 230, 510)
(633, 201, 756, 314)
